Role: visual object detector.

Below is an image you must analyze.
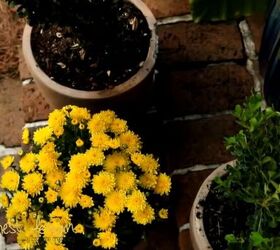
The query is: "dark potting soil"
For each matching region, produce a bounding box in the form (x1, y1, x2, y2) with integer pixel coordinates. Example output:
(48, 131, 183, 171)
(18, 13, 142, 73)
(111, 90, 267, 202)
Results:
(201, 182, 254, 250)
(31, 2, 151, 91)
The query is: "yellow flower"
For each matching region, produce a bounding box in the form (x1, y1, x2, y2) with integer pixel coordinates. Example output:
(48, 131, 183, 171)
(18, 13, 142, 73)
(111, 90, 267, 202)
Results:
(6, 205, 18, 225)
(69, 106, 91, 122)
(45, 168, 65, 190)
(139, 173, 157, 189)
(110, 118, 127, 134)
(132, 204, 155, 225)
(79, 194, 94, 209)
(98, 231, 118, 249)
(131, 153, 159, 173)
(108, 138, 121, 149)
(120, 130, 141, 153)
(45, 188, 58, 203)
(60, 183, 81, 208)
(48, 109, 66, 137)
(88, 116, 107, 134)
(22, 172, 43, 197)
(37, 218, 47, 231)
(75, 138, 84, 147)
(91, 133, 111, 150)
(38, 142, 60, 173)
(22, 127, 30, 144)
(93, 208, 116, 231)
(45, 241, 67, 250)
(66, 169, 90, 190)
(104, 152, 129, 172)
(131, 152, 142, 165)
(68, 153, 88, 172)
(33, 126, 52, 145)
(0, 192, 9, 208)
(1, 170, 20, 191)
(105, 191, 126, 214)
(159, 208, 168, 219)
(67, 155, 91, 190)
(85, 147, 105, 166)
(115, 171, 136, 191)
(0, 155, 14, 169)
(154, 173, 171, 196)
(43, 221, 65, 242)
(126, 190, 147, 213)
(92, 171, 115, 195)
(49, 206, 71, 227)
(98, 110, 116, 123)
(17, 224, 40, 249)
(93, 239, 101, 247)
(88, 110, 115, 134)
(43, 141, 56, 151)
(74, 224, 84, 234)
(141, 154, 159, 173)
(11, 191, 30, 213)
(19, 153, 37, 173)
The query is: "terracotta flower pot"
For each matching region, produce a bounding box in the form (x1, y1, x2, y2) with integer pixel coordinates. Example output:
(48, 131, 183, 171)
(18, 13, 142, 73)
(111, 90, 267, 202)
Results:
(189, 161, 235, 250)
(22, 0, 157, 111)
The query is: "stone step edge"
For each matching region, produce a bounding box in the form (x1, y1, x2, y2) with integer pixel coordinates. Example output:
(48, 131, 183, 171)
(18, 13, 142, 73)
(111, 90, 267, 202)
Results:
(171, 163, 221, 176)
(163, 110, 233, 124)
(157, 14, 193, 26)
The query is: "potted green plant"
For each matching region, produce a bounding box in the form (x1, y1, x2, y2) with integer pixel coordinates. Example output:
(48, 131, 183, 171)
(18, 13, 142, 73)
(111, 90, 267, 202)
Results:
(0, 106, 171, 249)
(6, 0, 157, 109)
(190, 94, 280, 249)
(189, 0, 270, 22)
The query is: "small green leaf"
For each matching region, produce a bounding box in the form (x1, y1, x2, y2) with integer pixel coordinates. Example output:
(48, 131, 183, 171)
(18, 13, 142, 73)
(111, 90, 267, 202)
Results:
(249, 117, 258, 132)
(250, 232, 265, 246)
(272, 192, 279, 200)
(234, 104, 242, 117)
(262, 156, 277, 170)
(225, 234, 237, 243)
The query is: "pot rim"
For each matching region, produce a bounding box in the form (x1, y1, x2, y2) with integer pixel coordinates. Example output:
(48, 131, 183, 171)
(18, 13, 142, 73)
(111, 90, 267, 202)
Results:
(189, 160, 236, 250)
(22, 0, 157, 100)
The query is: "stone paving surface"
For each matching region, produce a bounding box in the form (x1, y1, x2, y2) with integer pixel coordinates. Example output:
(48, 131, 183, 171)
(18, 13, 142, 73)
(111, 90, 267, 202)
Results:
(157, 63, 254, 116)
(0, 78, 24, 147)
(0, 0, 266, 249)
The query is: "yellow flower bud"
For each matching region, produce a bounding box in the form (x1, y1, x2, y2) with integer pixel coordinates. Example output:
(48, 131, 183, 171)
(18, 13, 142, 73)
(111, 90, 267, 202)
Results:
(93, 239, 101, 247)
(76, 138, 84, 147)
(79, 123, 85, 130)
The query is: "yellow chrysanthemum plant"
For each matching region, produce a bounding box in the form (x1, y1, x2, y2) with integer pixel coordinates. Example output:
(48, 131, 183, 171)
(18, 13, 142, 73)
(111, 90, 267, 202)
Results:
(0, 106, 172, 250)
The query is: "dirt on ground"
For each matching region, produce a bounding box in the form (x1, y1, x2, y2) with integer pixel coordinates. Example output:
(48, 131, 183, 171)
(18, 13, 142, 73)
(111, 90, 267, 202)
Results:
(0, 1, 25, 147)
(0, 0, 24, 78)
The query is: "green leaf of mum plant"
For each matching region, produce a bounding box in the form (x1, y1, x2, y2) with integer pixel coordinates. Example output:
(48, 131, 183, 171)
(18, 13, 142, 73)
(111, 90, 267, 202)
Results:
(189, 0, 270, 22)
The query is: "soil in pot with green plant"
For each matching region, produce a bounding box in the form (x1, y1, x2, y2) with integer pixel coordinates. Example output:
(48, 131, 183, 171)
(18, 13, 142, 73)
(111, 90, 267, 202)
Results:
(200, 94, 280, 250)
(31, 1, 151, 91)
(201, 183, 254, 249)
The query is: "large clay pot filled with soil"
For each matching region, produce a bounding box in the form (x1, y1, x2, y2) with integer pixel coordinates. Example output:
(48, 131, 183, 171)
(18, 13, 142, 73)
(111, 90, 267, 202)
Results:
(22, 0, 157, 111)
